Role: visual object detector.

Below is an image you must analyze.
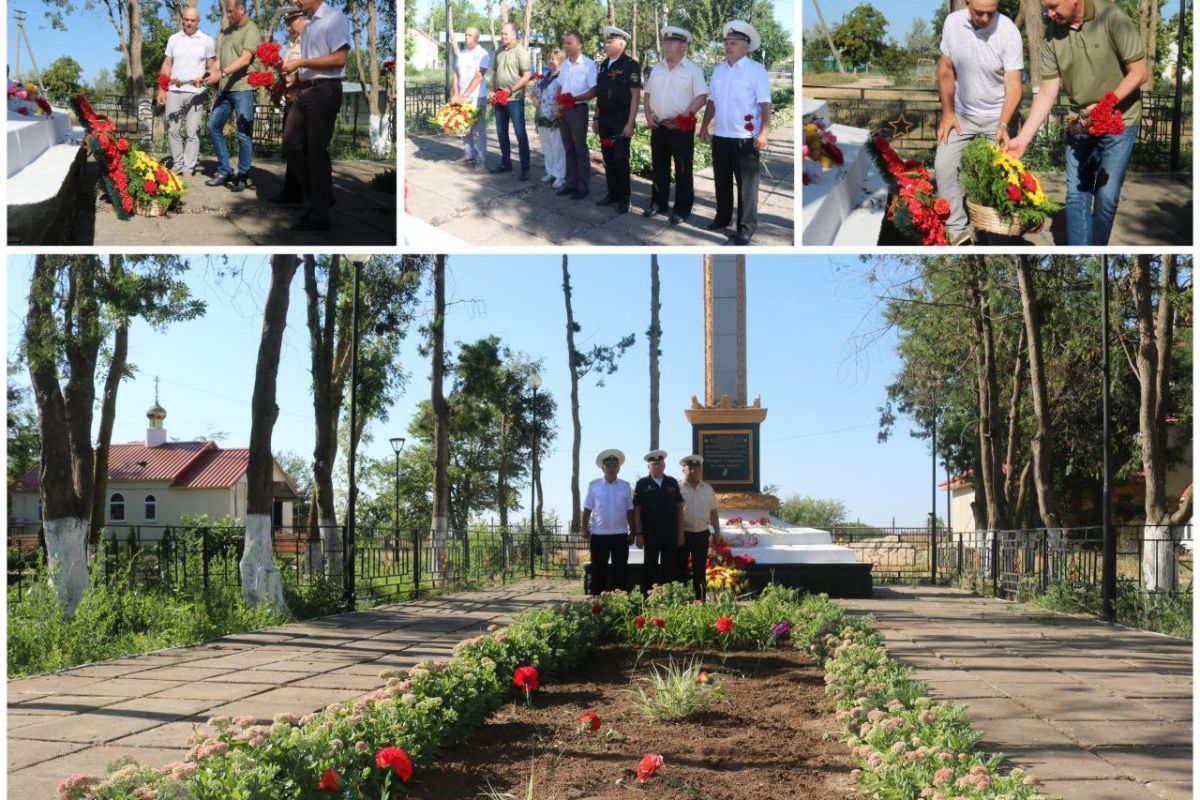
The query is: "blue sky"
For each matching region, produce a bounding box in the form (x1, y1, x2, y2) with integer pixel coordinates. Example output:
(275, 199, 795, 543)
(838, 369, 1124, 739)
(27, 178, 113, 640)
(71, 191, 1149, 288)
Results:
(6, 255, 940, 527)
(801, 0, 930, 44)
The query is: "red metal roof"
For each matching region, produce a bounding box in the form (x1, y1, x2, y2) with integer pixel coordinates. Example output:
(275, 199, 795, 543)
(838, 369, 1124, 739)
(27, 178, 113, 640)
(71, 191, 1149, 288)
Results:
(173, 448, 250, 488)
(108, 441, 216, 480)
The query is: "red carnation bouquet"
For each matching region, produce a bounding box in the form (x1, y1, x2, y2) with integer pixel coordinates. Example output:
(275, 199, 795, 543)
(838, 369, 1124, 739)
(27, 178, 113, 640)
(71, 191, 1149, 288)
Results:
(868, 136, 950, 246)
(491, 88, 511, 105)
(255, 41, 283, 69)
(743, 112, 754, 132)
(248, 71, 274, 88)
(1086, 92, 1125, 136)
(673, 113, 697, 132)
(556, 92, 576, 110)
(157, 74, 170, 92)
(599, 137, 615, 147)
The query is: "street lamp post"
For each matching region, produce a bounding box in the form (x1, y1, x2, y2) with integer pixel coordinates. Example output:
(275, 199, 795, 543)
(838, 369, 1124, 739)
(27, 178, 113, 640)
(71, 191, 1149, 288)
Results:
(526, 370, 542, 579)
(344, 254, 368, 611)
(390, 435, 405, 545)
(1101, 257, 1116, 621)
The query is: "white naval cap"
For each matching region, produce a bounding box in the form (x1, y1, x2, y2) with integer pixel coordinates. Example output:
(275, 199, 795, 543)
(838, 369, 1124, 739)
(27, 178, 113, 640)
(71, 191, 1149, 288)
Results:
(603, 25, 632, 41)
(722, 20, 761, 52)
(596, 448, 626, 467)
(661, 25, 691, 43)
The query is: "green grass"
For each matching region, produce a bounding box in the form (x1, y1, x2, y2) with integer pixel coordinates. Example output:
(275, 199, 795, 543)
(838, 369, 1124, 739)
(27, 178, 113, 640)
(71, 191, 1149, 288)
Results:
(632, 655, 726, 722)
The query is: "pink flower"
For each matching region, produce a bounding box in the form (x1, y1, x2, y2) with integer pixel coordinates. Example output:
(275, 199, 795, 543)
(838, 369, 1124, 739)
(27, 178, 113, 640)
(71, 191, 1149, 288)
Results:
(56, 774, 100, 800)
(933, 768, 953, 786)
(636, 753, 664, 782)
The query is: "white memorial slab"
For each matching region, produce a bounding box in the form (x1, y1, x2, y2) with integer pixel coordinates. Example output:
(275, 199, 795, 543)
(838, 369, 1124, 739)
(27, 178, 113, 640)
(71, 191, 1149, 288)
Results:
(800, 98, 885, 246)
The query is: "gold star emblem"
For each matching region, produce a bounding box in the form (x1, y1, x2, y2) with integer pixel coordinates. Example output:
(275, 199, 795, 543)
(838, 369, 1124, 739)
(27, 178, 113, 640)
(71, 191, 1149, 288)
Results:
(878, 112, 915, 140)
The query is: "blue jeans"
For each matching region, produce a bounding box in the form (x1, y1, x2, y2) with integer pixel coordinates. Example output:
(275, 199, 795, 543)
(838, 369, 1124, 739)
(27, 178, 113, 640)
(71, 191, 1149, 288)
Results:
(1063, 124, 1136, 246)
(208, 90, 255, 178)
(493, 98, 530, 172)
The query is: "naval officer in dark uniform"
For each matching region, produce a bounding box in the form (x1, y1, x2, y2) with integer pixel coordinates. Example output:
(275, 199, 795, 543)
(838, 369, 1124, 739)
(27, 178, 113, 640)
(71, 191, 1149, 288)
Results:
(633, 449, 685, 594)
(593, 25, 641, 214)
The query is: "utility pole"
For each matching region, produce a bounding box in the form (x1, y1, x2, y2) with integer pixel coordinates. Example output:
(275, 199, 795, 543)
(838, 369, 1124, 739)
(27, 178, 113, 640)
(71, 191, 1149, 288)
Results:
(809, 0, 845, 73)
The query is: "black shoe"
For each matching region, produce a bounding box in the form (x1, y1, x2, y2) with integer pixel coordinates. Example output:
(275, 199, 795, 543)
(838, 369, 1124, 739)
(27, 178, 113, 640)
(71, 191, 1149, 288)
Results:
(555, 186, 575, 196)
(519, 170, 530, 182)
(704, 220, 729, 231)
(229, 177, 249, 192)
(269, 193, 303, 205)
(595, 194, 614, 206)
(669, 211, 688, 225)
(642, 205, 665, 217)
(488, 164, 513, 174)
(615, 200, 630, 214)
(205, 173, 232, 187)
(292, 218, 330, 231)
(570, 191, 588, 200)
(728, 233, 751, 246)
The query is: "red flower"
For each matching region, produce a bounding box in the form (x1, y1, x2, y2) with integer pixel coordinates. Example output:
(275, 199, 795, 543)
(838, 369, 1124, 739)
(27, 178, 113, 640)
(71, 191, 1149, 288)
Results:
(673, 113, 697, 132)
(491, 88, 511, 105)
(599, 137, 615, 147)
(383, 59, 396, 70)
(121, 196, 134, 212)
(36, 97, 52, 114)
(157, 74, 171, 91)
(557, 92, 576, 109)
(651, 617, 665, 628)
(933, 197, 951, 218)
(579, 711, 601, 732)
(731, 554, 754, 569)
(636, 754, 664, 782)
(248, 71, 275, 88)
(116, 138, 130, 154)
(375, 746, 413, 781)
(635, 615, 646, 629)
(1087, 92, 1125, 136)
(592, 603, 604, 615)
(513, 665, 539, 691)
(1021, 171, 1038, 192)
(743, 114, 753, 121)
(744, 122, 754, 131)
(1006, 183, 1023, 203)
(144, 180, 158, 194)
(155, 167, 170, 185)
(17, 107, 28, 115)
(715, 615, 734, 635)
(256, 41, 283, 68)
(318, 768, 340, 791)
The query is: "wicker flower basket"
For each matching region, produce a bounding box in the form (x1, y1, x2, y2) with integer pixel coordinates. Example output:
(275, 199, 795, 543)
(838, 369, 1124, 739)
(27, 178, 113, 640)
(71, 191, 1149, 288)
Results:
(134, 198, 177, 218)
(966, 199, 1043, 236)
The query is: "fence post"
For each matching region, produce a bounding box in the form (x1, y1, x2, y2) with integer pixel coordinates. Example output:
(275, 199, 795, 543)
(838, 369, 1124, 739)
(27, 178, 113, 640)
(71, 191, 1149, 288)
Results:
(412, 528, 421, 599)
(1040, 529, 1049, 593)
(463, 529, 471, 576)
(528, 523, 535, 580)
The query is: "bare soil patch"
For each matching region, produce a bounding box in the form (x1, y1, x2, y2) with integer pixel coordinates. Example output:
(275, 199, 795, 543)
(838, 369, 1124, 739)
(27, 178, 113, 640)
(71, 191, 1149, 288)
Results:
(410, 644, 855, 799)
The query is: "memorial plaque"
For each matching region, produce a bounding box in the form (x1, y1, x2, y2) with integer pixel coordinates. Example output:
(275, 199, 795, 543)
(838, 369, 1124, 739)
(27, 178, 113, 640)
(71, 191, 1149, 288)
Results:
(693, 424, 760, 492)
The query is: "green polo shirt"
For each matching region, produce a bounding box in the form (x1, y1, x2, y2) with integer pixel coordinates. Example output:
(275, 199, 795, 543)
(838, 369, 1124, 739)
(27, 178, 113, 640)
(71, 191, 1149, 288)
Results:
(1041, 0, 1144, 125)
(219, 17, 263, 92)
(493, 44, 531, 99)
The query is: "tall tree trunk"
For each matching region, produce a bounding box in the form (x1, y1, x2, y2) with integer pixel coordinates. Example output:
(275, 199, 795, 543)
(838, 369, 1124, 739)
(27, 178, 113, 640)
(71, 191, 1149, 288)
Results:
(304, 255, 343, 577)
(632, 0, 638, 57)
(1140, 0, 1160, 84)
(649, 255, 661, 449)
(523, 0, 534, 45)
(1130, 255, 1193, 591)
(654, 4, 661, 55)
(242, 255, 297, 612)
(1001, 324, 1026, 513)
(607, 0, 615, 25)
(431, 256, 451, 567)
(1015, 256, 1065, 532)
(563, 256, 583, 533)
(500, 0, 509, 24)
(27, 256, 102, 615)
(487, 0, 497, 51)
(1021, 0, 1044, 90)
(497, 414, 510, 530)
(128, 0, 145, 99)
(968, 258, 1010, 533)
(90, 257, 129, 545)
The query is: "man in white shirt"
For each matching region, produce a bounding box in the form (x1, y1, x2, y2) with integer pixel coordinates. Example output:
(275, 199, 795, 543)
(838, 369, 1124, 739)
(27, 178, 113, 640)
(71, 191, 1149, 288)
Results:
(451, 27, 489, 168)
(156, 6, 217, 178)
(280, 0, 350, 232)
(699, 20, 771, 246)
(643, 26, 708, 225)
(582, 449, 635, 595)
(934, 0, 1024, 244)
(677, 455, 720, 600)
(554, 30, 598, 200)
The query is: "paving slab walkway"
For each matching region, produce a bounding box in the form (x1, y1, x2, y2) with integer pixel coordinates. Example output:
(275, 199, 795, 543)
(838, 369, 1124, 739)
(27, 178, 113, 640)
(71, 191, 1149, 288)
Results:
(404, 117, 795, 247)
(74, 158, 397, 246)
(839, 585, 1192, 800)
(7, 581, 573, 800)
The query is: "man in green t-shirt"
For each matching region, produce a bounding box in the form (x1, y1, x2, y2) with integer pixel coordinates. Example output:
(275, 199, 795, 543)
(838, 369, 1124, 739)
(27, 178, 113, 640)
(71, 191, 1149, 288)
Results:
(1005, 0, 1147, 245)
(205, 0, 263, 191)
(488, 21, 533, 180)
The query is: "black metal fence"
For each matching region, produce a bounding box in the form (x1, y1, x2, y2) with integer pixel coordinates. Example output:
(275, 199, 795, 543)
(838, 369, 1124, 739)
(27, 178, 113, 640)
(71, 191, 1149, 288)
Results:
(78, 92, 392, 159)
(806, 87, 1192, 172)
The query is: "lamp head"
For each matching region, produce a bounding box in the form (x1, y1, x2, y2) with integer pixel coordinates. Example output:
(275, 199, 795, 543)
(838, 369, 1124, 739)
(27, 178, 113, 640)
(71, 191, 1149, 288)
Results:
(389, 436, 406, 454)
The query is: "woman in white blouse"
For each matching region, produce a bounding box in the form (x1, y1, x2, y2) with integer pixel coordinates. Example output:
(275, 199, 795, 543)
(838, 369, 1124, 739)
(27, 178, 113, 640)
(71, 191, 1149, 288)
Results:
(531, 49, 567, 188)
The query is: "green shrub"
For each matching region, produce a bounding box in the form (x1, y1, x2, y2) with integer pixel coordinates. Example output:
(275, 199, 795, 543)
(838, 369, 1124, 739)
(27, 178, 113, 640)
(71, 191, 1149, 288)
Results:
(633, 655, 726, 722)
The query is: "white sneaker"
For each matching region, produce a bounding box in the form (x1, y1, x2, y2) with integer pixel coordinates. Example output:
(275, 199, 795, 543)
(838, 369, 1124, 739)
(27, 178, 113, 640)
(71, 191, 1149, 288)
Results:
(552, 179, 564, 189)
(541, 174, 555, 183)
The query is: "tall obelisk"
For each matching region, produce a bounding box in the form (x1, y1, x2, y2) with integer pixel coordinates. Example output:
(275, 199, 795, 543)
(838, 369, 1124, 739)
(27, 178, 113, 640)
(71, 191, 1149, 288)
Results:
(685, 255, 775, 509)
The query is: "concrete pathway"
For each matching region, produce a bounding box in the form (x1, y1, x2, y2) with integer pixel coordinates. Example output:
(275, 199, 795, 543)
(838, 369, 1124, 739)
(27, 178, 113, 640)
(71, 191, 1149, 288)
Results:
(404, 118, 795, 247)
(840, 586, 1192, 800)
(76, 158, 397, 246)
(7, 581, 573, 800)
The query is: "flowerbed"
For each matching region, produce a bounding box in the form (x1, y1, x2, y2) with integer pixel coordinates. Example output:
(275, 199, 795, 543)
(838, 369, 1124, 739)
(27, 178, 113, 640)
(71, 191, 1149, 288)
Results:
(59, 583, 1054, 800)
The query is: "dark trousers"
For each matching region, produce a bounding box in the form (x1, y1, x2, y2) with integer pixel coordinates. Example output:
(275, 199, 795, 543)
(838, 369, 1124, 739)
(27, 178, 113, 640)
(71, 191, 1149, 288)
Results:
(589, 534, 629, 595)
(599, 126, 631, 201)
(494, 98, 530, 171)
(641, 531, 679, 594)
(279, 100, 304, 199)
(711, 136, 760, 238)
(282, 80, 342, 224)
(679, 530, 710, 601)
(560, 105, 590, 193)
(650, 126, 695, 216)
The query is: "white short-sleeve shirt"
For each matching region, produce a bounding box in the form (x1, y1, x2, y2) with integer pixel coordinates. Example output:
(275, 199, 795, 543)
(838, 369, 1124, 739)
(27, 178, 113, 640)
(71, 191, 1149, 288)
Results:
(165, 30, 216, 94)
(940, 9, 1024, 118)
(679, 481, 719, 532)
(455, 44, 490, 101)
(708, 55, 771, 138)
(558, 53, 598, 98)
(645, 56, 708, 119)
(299, 1, 351, 82)
(584, 477, 634, 534)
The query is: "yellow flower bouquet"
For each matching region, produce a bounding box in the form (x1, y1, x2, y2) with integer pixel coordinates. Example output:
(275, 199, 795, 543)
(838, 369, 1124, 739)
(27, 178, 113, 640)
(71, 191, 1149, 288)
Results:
(124, 149, 186, 216)
(430, 102, 480, 137)
(961, 138, 1060, 232)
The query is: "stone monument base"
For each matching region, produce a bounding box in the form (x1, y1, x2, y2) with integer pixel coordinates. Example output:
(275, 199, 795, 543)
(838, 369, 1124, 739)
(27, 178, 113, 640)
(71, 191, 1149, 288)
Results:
(582, 561, 873, 598)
